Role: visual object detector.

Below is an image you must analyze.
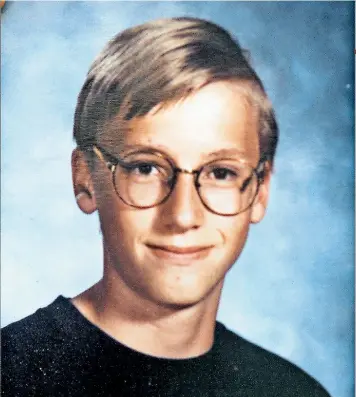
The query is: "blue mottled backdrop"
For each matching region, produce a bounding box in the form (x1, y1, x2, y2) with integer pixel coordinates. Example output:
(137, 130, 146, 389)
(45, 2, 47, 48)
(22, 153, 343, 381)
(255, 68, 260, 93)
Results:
(1, 2, 354, 396)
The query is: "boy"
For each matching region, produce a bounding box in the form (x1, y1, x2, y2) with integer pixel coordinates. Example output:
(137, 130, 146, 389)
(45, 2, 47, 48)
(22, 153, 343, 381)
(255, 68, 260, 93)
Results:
(2, 17, 331, 396)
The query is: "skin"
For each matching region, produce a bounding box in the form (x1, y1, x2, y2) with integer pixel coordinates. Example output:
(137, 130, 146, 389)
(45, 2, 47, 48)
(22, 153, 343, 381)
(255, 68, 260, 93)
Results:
(71, 81, 271, 359)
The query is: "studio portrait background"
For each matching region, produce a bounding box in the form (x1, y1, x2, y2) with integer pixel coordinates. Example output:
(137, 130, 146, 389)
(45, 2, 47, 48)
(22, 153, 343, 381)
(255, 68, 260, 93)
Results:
(1, 2, 354, 397)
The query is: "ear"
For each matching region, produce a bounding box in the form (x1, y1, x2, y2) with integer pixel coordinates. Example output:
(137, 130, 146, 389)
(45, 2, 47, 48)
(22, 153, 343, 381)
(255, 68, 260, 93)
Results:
(71, 148, 97, 214)
(250, 163, 272, 224)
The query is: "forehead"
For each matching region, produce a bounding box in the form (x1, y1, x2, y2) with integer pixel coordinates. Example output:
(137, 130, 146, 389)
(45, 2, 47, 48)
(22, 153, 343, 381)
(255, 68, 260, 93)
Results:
(102, 81, 260, 165)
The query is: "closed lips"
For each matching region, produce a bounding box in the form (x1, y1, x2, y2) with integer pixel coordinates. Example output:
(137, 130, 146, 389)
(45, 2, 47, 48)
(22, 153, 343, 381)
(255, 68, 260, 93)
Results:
(147, 245, 213, 254)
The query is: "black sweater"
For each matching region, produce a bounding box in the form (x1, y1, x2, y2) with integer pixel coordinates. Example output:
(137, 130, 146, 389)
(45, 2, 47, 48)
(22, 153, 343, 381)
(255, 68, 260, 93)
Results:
(2, 296, 331, 397)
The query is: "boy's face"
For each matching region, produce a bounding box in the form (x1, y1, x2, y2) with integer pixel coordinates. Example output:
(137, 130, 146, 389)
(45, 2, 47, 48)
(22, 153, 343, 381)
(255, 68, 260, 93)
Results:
(74, 81, 270, 309)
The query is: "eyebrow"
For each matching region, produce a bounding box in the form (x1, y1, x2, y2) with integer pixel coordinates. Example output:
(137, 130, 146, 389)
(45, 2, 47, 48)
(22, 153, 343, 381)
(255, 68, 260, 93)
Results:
(119, 144, 250, 162)
(203, 148, 249, 160)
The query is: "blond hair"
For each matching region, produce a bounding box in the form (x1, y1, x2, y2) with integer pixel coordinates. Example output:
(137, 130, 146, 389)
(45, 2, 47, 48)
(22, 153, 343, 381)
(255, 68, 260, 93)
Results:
(73, 17, 278, 165)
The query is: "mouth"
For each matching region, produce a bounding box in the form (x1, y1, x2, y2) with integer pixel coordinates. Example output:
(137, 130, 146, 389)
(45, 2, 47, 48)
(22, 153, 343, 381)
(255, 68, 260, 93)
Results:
(146, 244, 213, 262)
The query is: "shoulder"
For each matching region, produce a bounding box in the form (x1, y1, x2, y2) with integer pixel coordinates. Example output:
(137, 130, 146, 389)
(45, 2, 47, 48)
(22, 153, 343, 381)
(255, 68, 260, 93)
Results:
(2, 297, 81, 395)
(215, 322, 331, 397)
(2, 296, 70, 354)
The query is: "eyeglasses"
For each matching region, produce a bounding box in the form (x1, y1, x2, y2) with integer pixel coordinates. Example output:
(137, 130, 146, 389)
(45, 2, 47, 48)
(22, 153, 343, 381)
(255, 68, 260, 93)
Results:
(90, 144, 266, 216)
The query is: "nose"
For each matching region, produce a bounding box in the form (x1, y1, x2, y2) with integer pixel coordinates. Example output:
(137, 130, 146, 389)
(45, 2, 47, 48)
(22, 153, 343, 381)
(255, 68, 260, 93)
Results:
(162, 172, 204, 232)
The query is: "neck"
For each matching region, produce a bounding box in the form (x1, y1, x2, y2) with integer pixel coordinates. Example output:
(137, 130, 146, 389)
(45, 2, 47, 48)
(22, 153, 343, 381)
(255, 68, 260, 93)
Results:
(72, 254, 223, 359)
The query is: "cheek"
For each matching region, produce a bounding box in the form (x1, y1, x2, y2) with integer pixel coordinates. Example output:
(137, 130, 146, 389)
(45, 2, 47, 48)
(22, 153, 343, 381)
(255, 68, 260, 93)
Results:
(116, 209, 155, 240)
(217, 213, 251, 256)
(100, 197, 157, 250)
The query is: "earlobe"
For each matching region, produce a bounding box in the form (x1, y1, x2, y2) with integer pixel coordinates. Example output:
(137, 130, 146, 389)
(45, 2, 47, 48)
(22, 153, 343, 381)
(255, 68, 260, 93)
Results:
(250, 167, 271, 224)
(75, 190, 97, 214)
(250, 199, 266, 224)
(71, 149, 97, 214)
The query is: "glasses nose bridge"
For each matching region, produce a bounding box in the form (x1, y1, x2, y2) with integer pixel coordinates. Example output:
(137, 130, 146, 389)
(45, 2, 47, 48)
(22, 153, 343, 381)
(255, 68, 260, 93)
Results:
(174, 167, 200, 187)
(176, 167, 195, 175)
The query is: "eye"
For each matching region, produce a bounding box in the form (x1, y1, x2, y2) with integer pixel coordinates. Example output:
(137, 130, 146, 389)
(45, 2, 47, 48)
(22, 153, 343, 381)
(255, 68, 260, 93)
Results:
(121, 159, 173, 182)
(133, 162, 158, 176)
(127, 162, 160, 176)
(209, 167, 238, 181)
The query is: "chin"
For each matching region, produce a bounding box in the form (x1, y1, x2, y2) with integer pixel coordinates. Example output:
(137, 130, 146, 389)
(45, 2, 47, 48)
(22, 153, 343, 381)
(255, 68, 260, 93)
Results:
(156, 296, 208, 311)
(151, 279, 224, 311)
